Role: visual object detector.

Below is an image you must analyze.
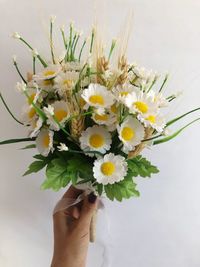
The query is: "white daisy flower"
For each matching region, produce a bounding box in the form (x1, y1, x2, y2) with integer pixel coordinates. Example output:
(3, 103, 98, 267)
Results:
(57, 143, 69, 151)
(62, 61, 84, 72)
(16, 81, 27, 93)
(33, 64, 61, 81)
(12, 32, 21, 39)
(54, 71, 79, 96)
(36, 128, 54, 157)
(129, 66, 158, 88)
(93, 153, 128, 185)
(44, 101, 70, 131)
(81, 83, 115, 110)
(29, 117, 43, 138)
(112, 83, 135, 102)
(79, 125, 112, 156)
(22, 105, 37, 125)
(92, 112, 117, 131)
(138, 113, 166, 133)
(149, 91, 169, 108)
(118, 116, 145, 153)
(124, 91, 157, 116)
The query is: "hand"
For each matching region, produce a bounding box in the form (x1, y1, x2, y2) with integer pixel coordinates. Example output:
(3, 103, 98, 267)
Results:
(51, 186, 98, 267)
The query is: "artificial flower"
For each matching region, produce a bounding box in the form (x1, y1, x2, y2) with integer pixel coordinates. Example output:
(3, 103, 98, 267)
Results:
(79, 125, 112, 156)
(93, 153, 128, 185)
(81, 83, 115, 112)
(36, 128, 54, 156)
(54, 71, 79, 96)
(138, 112, 166, 133)
(124, 90, 157, 116)
(57, 143, 69, 151)
(33, 64, 61, 81)
(44, 101, 69, 131)
(118, 116, 145, 153)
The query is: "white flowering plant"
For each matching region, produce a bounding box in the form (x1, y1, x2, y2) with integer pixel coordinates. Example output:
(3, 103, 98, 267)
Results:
(1, 18, 200, 202)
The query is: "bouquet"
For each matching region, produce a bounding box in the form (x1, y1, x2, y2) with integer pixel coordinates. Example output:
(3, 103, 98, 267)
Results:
(1, 17, 199, 242)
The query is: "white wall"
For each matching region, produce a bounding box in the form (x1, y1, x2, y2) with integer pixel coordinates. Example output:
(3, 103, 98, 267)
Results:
(0, 0, 200, 266)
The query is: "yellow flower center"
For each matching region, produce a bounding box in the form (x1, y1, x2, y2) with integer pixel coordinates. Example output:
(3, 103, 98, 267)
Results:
(111, 103, 117, 114)
(43, 134, 50, 148)
(146, 115, 156, 123)
(89, 95, 104, 105)
(43, 80, 52, 86)
(121, 127, 135, 141)
(94, 113, 108, 121)
(89, 134, 104, 148)
(101, 162, 116, 176)
(134, 101, 148, 113)
(80, 97, 86, 108)
(54, 110, 68, 122)
(28, 93, 36, 105)
(43, 70, 56, 77)
(63, 79, 73, 87)
(119, 91, 129, 97)
(28, 107, 36, 119)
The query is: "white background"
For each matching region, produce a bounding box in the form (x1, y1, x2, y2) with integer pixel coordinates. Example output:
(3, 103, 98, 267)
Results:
(0, 0, 200, 266)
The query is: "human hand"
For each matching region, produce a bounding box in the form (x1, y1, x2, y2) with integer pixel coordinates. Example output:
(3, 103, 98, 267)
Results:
(51, 186, 98, 267)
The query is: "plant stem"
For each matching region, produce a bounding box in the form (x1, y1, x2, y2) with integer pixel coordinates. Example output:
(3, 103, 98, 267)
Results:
(0, 92, 24, 125)
(13, 62, 27, 84)
(50, 21, 56, 64)
(19, 37, 47, 67)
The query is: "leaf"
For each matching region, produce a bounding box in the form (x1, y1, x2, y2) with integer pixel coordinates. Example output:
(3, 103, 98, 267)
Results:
(104, 174, 140, 202)
(128, 156, 159, 178)
(23, 160, 47, 176)
(41, 158, 71, 191)
(20, 144, 36, 150)
(96, 184, 103, 196)
(41, 155, 94, 191)
(23, 154, 50, 176)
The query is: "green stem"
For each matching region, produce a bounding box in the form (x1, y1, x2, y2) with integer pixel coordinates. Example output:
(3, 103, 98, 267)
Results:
(68, 148, 103, 157)
(19, 37, 47, 67)
(72, 34, 80, 57)
(61, 29, 68, 49)
(108, 39, 116, 61)
(0, 92, 24, 125)
(0, 137, 35, 145)
(147, 76, 157, 93)
(33, 56, 36, 74)
(154, 118, 200, 145)
(90, 29, 95, 53)
(50, 21, 56, 64)
(142, 134, 162, 142)
(13, 62, 27, 84)
(166, 107, 200, 127)
(159, 74, 169, 93)
(79, 39, 86, 61)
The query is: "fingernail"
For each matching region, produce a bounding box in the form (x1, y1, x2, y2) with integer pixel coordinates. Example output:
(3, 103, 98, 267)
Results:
(88, 192, 97, 204)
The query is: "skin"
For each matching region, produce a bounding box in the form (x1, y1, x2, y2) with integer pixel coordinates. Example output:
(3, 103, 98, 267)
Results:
(51, 186, 98, 267)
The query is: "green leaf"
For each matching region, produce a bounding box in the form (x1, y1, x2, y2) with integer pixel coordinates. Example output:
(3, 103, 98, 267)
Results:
(0, 137, 35, 145)
(104, 174, 140, 202)
(23, 160, 47, 176)
(128, 156, 159, 178)
(20, 144, 36, 150)
(41, 155, 94, 191)
(23, 153, 50, 176)
(97, 183, 103, 196)
(41, 158, 71, 191)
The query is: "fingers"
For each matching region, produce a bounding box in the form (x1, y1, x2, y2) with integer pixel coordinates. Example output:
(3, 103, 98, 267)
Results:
(62, 185, 83, 199)
(78, 193, 98, 229)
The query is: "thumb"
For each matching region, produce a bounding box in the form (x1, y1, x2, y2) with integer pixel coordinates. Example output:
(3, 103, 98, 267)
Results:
(78, 192, 98, 229)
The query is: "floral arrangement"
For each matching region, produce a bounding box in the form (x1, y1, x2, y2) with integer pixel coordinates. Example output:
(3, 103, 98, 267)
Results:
(1, 17, 199, 204)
